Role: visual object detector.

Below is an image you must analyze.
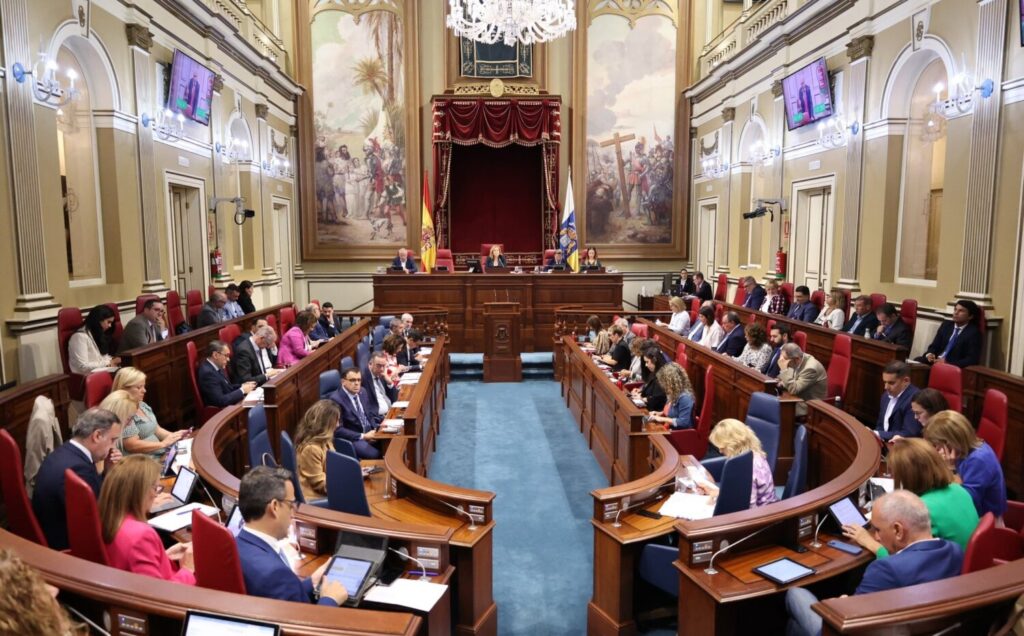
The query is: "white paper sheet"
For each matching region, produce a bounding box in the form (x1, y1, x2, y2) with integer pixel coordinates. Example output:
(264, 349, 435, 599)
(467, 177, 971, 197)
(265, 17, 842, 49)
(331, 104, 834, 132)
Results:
(391, 401, 410, 409)
(658, 492, 715, 520)
(243, 387, 264, 403)
(870, 477, 895, 493)
(148, 503, 219, 532)
(363, 578, 448, 612)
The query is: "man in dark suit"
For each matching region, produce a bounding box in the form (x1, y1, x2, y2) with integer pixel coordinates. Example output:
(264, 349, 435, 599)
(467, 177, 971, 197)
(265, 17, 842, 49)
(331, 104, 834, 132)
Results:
(844, 295, 879, 336)
(197, 340, 256, 407)
(235, 466, 348, 605)
(740, 276, 766, 310)
(362, 351, 398, 422)
(390, 247, 417, 273)
(675, 268, 696, 297)
(875, 361, 922, 441)
(31, 408, 122, 550)
(120, 298, 166, 352)
(916, 300, 982, 368)
(762, 323, 792, 378)
(599, 324, 632, 372)
(691, 271, 713, 302)
(786, 286, 819, 323)
(196, 291, 226, 327)
(328, 367, 382, 459)
(319, 302, 344, 337)
(785, 491, 962, 636)
(872, 303, 912, 348)
(545, 250, 568, 271)
(232, 325, 280, 385)
(715, 311, 746, 357)
(397, 329, 424, 372)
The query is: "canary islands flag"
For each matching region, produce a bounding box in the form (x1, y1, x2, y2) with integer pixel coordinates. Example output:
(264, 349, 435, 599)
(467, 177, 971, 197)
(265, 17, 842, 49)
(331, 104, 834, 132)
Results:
(420, 171, 437, 272)
(559, 174, 580, 272)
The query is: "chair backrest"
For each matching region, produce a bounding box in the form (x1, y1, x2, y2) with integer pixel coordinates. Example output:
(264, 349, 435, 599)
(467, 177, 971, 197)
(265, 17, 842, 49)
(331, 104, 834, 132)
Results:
(869, 293, 887, 313)
(793, 330, 807, 351)
(340, 356, 355, 372)
(57, 307, 86, 400)
(674, 342, 687, 366)
(246, 404, 274, 467)
(218, 324, 241, 349)
(962, 513, 1023, 574)
(208, 284, 216, 300)
(826, 334, 852, 403)
(781, 425, 809, 500)
(435, 248, 455, 271)
(780, 283, 794, 307)
(732, 284, 746, 306)
(378, 315, 396, 328)
(105, 303, 124, 352)
(84, 372, 113, 409)
(899, 299, 918, 336)
(166, 290, 184, 335)
(64, 469, 109, 565)
(278, 431, 305, 504)
(543, 249, 555, 261)
(714, 274, 728, 302)
(765, 319, 776, 334)
(480, 243, 504, 258)
(309, 299, 320, 309)
(279, 307, 296, 335)
(745, 392, 781, 473)
(191, 509, 247, 593)
(334, 438, 358, 460)
(696, 366, 716, 437)
(689, 297, 701, 325)
(266, 313, 279, 338)
(927, 362, 963, 412)
(975, 306, 987, 336)
(372, 325, 388, 351)
(325, 450, 371, 516)
(249, 430, 276, 468)
(319, 369, 341, 399)
(714, 303, 724, 324)
(135, 294, 160, 316)
(356, 341, 371, 370)
(185, 341, 215, 425)
(0, 430, 47, 545)
(714, 451, 753, 516)
(810, 289, 825, 311)
(186, 290, 203, 327)
(631, 323, 648, 338)
(977, 389, 1008, 461)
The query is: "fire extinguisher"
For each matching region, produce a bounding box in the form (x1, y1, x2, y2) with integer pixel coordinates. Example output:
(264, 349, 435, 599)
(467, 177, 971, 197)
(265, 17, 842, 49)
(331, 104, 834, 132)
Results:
(210, 249, 223, 277)
(775, 247, 787, 277)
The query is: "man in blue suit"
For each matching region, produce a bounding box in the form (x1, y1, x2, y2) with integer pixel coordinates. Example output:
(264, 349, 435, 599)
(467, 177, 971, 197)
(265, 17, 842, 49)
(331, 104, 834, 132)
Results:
(916, 300, 983, 368)
(875, 361, 921, 441)
(786, 286, 820, 323)
(32, 408, 122, 550)
(236, 466, 348, 605)
(328, 367, 382, 459)
(741, 276, 766, 310)
(872, 303, 913, 348)
(390, 247, 417, 273)
(785, 491, 962, 636)
(197, 340, 256, 407)
(844, 295, 880, 336)
(715, 311, 746, 357)
(762, 323, 792, 378)
(362, 351, 398, 422)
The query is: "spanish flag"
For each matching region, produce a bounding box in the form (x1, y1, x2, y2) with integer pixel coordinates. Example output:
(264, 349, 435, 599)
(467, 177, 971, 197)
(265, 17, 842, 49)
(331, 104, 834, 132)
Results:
(420, 171, 437, 272)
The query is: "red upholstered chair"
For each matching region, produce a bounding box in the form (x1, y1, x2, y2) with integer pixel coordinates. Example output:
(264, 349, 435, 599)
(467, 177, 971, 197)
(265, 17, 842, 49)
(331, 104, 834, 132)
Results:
(65, 469, 109, 565)
(104, 303, 124, 352)
(191, 509, 247, 593)
(714, 274, 728, 302)
(976, 307, 987, 336)
(166, 290, 184, 335)
(266, 313, 279, 338)
(810, 289, 825, 312)
(186, 290, 203, 327)
(134, 294, 160, 316)
(869, 293, 887, 312)
(689, 297, 701, 325)
(218, 324, 241, 348)
(927, 362, 963, 412)
(543, 249, 555, 262)
(58, 306, 86, 400)
(480, 243, 505, 269)
(780, 283, 794, 307)
(899, 299, 918, 337)
(962, 513, 1022, 574)
(631, 323, 648, 339)
(675, 342, 687, 364)
(435, 248, 455, 272)
(732, 284, 746, 306)
(977, 389, 1008, 461)
(826, 334, 852, 404)
(187, 341, 220, 425)
(84, 372, 113, 409)
(714, 304, 724, 324)
(766, 319, 776, 334)
(208, 284, 216, 300)
(669, 366, 715, 460)
(280, 307, 296, 335)
(0, 430, 47, 545)
(793, 330, 807, 351)
(1004, 501, 1024, 536)
(309, 299, 320, 309)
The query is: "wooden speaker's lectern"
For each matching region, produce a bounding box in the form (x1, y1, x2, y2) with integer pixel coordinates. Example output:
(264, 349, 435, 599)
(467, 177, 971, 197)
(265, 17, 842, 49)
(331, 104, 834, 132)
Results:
(483, 302, 522, 382)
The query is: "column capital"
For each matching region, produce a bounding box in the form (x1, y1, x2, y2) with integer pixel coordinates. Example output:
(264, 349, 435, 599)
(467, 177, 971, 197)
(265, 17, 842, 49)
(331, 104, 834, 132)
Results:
(125, 23, 153, 52)
(846, 35, 875, 62)
(212, 74, 225, 94)
(289, 124, 299, 138)
(255, 103, 269, 120)
(771, 80, 784, 98)
(721, 107, 735, 123)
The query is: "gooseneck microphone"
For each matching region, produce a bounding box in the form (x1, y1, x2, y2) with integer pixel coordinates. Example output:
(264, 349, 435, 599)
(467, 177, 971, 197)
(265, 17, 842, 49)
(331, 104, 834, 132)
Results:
(388, 546, 431, 581)
(429, 495, 479, 531)
(705, 523, 775, 575)
(612, 481, 677, 527)
(810, 512, 829, 548)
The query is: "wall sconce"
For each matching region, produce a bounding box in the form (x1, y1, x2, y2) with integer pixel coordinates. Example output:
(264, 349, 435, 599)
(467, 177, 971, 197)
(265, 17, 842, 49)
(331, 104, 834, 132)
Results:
(701, 156, 730, 179)
(749, 141, 781, 167)
(261, 153, 292, 178)
(933, 70, 994, 116)
(215, 137, 249, 163)
(141, 108, 184, 142)
(12, 53, 80, 106)
(817, 113, 860, 149)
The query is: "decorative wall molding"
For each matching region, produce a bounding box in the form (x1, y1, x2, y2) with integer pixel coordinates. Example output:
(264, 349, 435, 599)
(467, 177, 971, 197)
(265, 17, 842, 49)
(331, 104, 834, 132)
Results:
(125, 22, 152, 51)
(589, 0, 678, 28)
(846, 35, 874, 62)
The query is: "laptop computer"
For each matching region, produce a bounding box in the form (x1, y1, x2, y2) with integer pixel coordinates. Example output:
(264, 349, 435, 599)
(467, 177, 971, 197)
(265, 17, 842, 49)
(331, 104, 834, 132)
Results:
(150, 465, 199, 514)
(180, 610, 280, 636)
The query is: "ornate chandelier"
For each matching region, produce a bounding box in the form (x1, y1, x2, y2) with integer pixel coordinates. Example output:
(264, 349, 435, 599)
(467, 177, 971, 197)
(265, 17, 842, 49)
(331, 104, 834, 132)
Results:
(446, 0, 577, 47)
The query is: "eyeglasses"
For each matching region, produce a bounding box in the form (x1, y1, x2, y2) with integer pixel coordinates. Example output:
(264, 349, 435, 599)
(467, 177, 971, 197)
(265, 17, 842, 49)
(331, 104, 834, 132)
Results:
(214, 350, 231, 358)
(343, 377, 362, 383)
(276, 498, 297, 510)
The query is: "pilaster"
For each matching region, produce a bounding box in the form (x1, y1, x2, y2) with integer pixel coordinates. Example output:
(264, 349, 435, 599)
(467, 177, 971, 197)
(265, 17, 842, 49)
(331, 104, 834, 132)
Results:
(717, 108, 734, 273)
(836, 35, 873, 292)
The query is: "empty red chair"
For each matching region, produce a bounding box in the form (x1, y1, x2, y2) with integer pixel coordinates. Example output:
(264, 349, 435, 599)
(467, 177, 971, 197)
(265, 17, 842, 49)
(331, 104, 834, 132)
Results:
(793, 330, 807, 351)
(166, 290, 184, 335)
(105, 303, 124, 352)
(927, 362, 963, 412)
(192, 509, 247, 593)
(689, 297, 701, 325)
(280, 306, 296, 335)
(899, 299, 918, 337)
(962, 513, 1022, 574)
(0, 430, 48, 545)
(186, 289, 203, 327)
(84, 372, 113, 409)
(732, 284, 746, 306)
(977, 389, 1008, 461)
(219, 324, 241, 347)
(134, 294, 160, 315)
(674, 342, 687, 365)
(187, 341, 220, 425)
(58, 306, 86, 400)
(266, 313, 279, 338)
(810, 289, 825, 312)
(435, 248, 455, 272)
(631, 323, 648, 338)
(669, 366, 715, 459)
(65, 469, 109, 565)
(826, 334, 852, 404)
(714, 274, 728, 302)
(869, 293, 887, 312)
(976, 307, 987, 336)
(714, 304, 724, 324)
(780, 283, 794, 307)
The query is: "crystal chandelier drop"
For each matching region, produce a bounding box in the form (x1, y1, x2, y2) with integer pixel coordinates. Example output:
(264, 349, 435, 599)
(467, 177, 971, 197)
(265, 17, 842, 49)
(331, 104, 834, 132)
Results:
(447, 0, 577, 47)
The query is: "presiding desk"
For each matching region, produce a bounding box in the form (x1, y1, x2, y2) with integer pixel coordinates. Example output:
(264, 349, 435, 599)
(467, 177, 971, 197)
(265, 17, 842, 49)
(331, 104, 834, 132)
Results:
(373, 272, 623, 352)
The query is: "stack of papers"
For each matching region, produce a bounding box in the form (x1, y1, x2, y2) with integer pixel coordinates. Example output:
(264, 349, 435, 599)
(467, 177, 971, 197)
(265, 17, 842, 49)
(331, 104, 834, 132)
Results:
(658, 492, 715, 520)
(364, 578, 448, 612)
(870, 477, 895, 493)
(148, 503, 220, 532)
(391, 400, 410, 409)
(399, 373, 422, 385)
(418, 347, 433, 356)
(379, 419, 404, 434)
(243, 387, 264, 403)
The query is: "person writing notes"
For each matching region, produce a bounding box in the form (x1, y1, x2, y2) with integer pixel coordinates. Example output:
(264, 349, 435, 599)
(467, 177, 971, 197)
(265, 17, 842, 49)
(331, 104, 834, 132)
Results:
(655, 296, 690, 335)
(647, 363, 695, 430)
(600, 324, 631, 372)
(704, 419, 778, 507)
(69, 304, 121, 374)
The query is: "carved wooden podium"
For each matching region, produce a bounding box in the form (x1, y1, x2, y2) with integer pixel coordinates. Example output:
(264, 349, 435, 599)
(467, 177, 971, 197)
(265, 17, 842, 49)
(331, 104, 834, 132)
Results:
(483, 302, 522, 382)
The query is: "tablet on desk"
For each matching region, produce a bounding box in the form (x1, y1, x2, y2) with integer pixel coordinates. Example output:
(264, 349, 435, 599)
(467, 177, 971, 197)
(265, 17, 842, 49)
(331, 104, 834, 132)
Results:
(753, 557, 816, 585)
(318, 555, 374, 605)
(829, 497, 869, 528)
(181, 610, 280, 636)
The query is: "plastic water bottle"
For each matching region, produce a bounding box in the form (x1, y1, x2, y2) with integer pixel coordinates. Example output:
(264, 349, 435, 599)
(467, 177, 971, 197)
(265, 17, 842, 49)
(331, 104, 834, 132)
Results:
(641, 285, 648, 297)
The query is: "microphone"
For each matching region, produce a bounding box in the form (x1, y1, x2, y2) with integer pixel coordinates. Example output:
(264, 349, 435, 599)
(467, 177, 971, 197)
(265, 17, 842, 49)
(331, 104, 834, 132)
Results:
(197, 477, 225, 524)
(388, 546, 431, 581)
(64, 604, 111, 636)
(705, 523, 776, 575)
(810, 512, 829, 548)
(428, 495, 479, 531)
(612, 481, 677, 528)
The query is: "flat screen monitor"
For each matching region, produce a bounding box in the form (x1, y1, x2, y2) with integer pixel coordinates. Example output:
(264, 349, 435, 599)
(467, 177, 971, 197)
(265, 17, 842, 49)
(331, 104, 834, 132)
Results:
(782, 57, 834, 131)
(181, 610, 280, 636)
(1020, 0, 1024, 45)
(166, 50, 214, 126)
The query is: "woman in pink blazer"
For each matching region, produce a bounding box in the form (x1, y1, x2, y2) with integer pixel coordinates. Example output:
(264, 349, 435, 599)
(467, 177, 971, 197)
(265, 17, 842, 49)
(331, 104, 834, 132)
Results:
(99, 455, 195, 584)
(278, 310, 322, 367)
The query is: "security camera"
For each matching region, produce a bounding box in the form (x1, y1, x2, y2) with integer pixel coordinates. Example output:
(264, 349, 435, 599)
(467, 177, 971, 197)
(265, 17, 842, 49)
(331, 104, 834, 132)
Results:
(743, 207, 770, 220)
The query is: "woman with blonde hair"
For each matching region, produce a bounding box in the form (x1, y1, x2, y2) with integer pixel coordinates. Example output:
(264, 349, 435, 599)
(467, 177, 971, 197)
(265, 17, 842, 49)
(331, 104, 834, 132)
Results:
(924, 410, 1007, 518)
(648, 363, 695, 430)
(99, 455, 195, 584)
(814, 290, 846, 330)
(485, 244, 506, 269)
(112, 367, 184, 456)
(656, 296, 691, 336)
(294, 400, 342, 500)
(706, 418, 778, 507)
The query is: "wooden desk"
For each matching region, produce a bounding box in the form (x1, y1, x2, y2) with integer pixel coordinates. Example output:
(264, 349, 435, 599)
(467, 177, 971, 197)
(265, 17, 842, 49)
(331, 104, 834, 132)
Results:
(373, 273, 623, 352)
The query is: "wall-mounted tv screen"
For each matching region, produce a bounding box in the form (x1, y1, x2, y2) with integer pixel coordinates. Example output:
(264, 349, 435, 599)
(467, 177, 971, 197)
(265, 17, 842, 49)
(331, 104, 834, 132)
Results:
(782, 57, 834, 131)
(166, 50, 214, 126)
(1019, 0, 1024, 45)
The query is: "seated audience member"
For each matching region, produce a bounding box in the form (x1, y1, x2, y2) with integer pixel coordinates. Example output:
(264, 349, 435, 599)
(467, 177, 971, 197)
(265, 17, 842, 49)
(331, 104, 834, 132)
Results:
(580, 246, 602, 271)
(844, 294, 879, 336)
(786, 285, 820, 323)
(112, 369, 184, 456)
(305, 303, 330, 342)
(777, 344, 827, 417)
(715, 311, 746, 357)
(197, 291, 226, 328)
(675, 267, 696, 297)
(120, 298, 166, 352)
(278, 310, 322, 367)
(656, 296, 691, 336)
(69, 304, 121, 374)
(845, 439, 978, 557)
(391, 247, 417, 272)
(401, 313, 414, 334)
(740, 276, 766, 310)
(734, 322, 772, 370)
(762, 323, 792, 378)
(328, 367, 381, 459)
(872, 302, 912, 348)
(485, 244, 506, 269)
(388, 318, 405, 338)
(762, 279, 789, 315)
(785, 491, 963, 636)
(631, 346, 668, 413)
(600, 324, 632, 372)
(619, 337, 653, 381)
(691, 271, 713, 302)
(295, 400, 341, 500)
(381, 333, 409, 378)
(100, 455, 195, 584)
(924, 411, 1007, 518)
(363, 351, 399, 421)
(397, 328, 425, 372)
(705, 419, 778, 507)
(545, 249, 568, 271)
(615, 317, 635, 346)
(875, 361, 921, 442)
(32, 408, 122, 550)
(320, 302, 344, 337)
(649, 363, 695, 430)
(236, 318, 278, 370)
(814, 290, 846, 330)
(232, 325, 280, 385)
(238, 280, 257, 314)
(235, 466, 348, 605)
(197, 340, 256, 407)
(222, 284, 245, 320)
(695, 305, 725, 349)
(916, 299, 983, 368)
(0, 549, 81, 634)
(909, 388, 949, 430)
